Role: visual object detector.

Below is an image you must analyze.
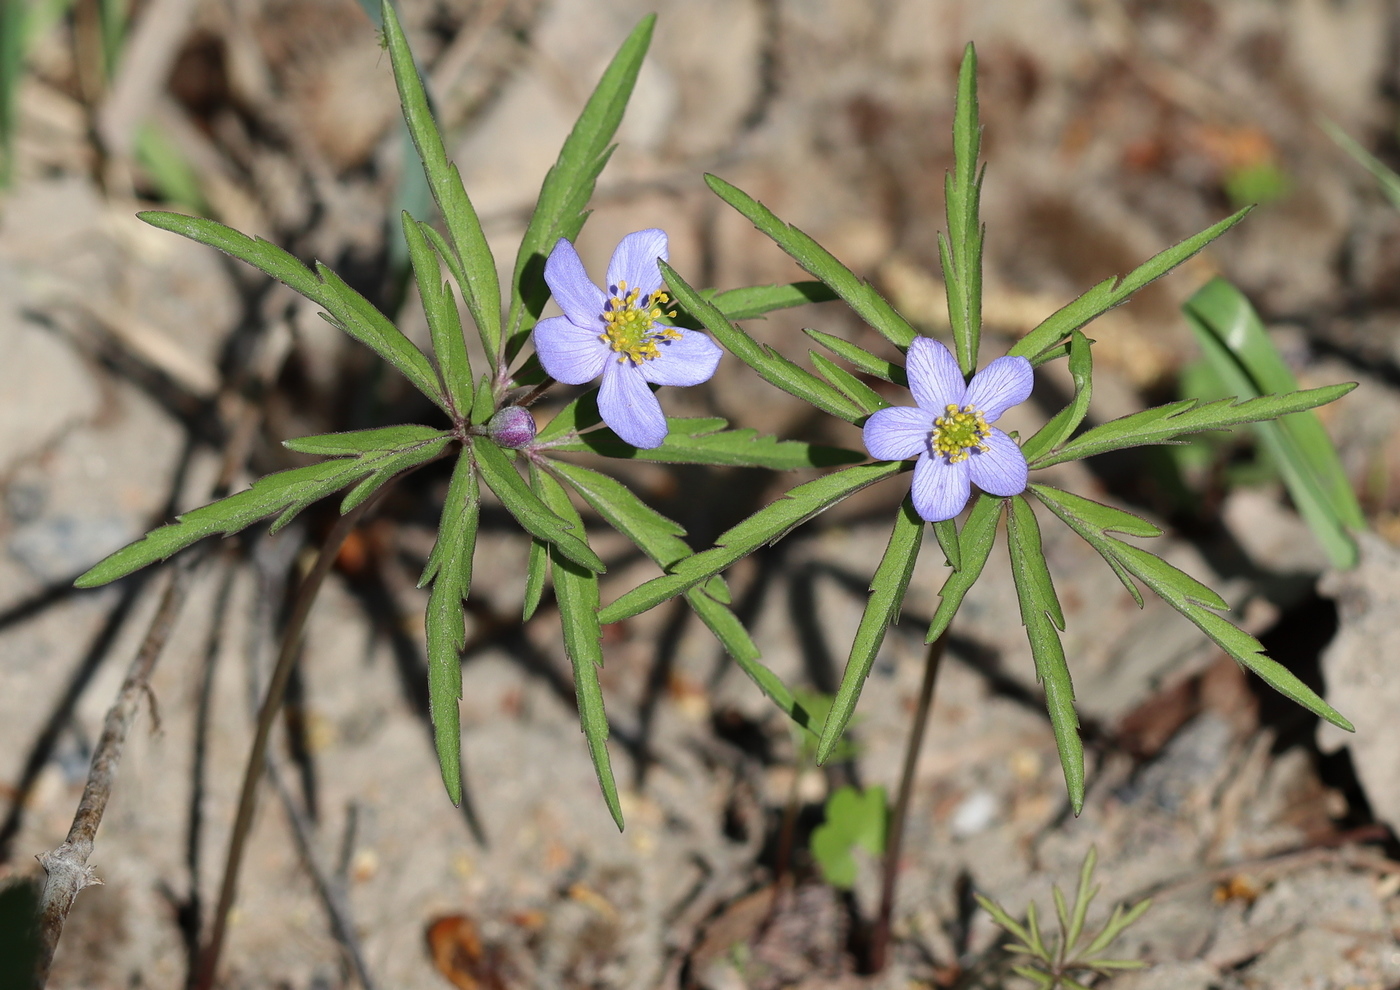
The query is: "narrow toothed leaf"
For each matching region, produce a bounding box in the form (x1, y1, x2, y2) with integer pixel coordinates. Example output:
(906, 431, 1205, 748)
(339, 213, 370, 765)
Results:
(1009, 207, 1251, 364)
(421, 452, 479, 803)
(137, 210, 322, 299)
(472, 439, 605, 573)
(504, 16, 655, 361)
(931, 518, 961, 570)
(925, 493, 1003, 644)
(532, 467, 623, 829)
(809, 351, 891, 415)
(661, 261, 867, 422)
(803, 329, 909, 386)
(1006, 495, 1082, 812)
(1020, 330, 1092, 463)
(547, 414, 864, 468)
(599, 461, 908, 623)
(944, 44, 984, 375)
(706, 281, 838, 320)
(705, 174, 918, 349)
(817, 498, 924, 764)
(402, 214, 474, 415)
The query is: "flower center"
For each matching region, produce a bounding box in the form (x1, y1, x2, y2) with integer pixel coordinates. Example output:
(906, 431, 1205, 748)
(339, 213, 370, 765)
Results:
(930, 403, 991, 463)
(600, 280, 681, 364)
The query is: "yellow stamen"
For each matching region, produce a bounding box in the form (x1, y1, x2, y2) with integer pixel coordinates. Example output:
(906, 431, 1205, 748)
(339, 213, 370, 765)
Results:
(930, 403, 991, 463)
(599, 281, 680, 364)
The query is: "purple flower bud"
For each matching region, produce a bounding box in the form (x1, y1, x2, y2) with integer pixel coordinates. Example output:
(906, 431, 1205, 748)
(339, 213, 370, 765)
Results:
(485, 406, 536, 449)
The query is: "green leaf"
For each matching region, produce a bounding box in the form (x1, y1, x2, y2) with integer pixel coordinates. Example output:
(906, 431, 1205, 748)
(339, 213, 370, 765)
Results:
(943, 43, 984, 375)
(137, 210, 322, 299)
(535, 388, 602, 444)
(522, 536, 549, 622)
(803, 328, 909, 386)
(1321, 118, 1400, 211)
(337, 433, 454, 513)
(705, 174, 917, 349)
(419, 452, 479, 803)
(974, 893, 1034, 948)
(1006, 495, 1083, 813)
(809, 351, 890, 415)
(314, 262, 449, 413)
(1008, 207, 1251, 364)
(1066, 846, 1098, 952)
(1021, 330, 1092, 464)
(471, 439, 605, 573)
(1032, 483, 1352, 732)
(503, 16, 655, 361)
(76, 429, 451, 587)
(810, 785, 887, 889)
(707, 281, 838, 320)
(925, 493, 1003, 643)
(402, 214, 474, 416)
(1028, 482, 1167, 610)
(931, 518, 961, 570)
(381, 0, 501, 363)
(469, 372, 495, 426)
(533, 466, 623, 829)
(547, 414, 865, 468)
(660, 261, 866, 422)
(1030, 383, 1357, 469)
(599, 461, 908, 623)
(1183, 276, 1362, 569)
(817, 498, 924, 764)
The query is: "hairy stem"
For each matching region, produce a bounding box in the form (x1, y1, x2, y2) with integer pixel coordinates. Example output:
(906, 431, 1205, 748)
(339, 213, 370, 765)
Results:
(869, 632, 947, 973)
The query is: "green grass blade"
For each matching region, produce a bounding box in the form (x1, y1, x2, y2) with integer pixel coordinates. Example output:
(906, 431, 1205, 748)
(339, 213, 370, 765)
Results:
(1006, 495, 1083, 812)
(472, 440, 605, 573)
(925, 494, 1003, 643)
(599, 461, 907, 623)
(533, 467, 623, 829)
(1021, 330, 1092, 463)
(817, 498, 924, 764)
(1182, 276, 1362, 568)
(1321, 118, 1400, 211)
(419, 452, 479, 803)
(1009, 208, 1251, 363)
(660, 261, 866, 422)
(402, 214, 474, 416)
(503, 16, 655, 361)
(705, 174, 918, 349)
(381, 0, 501, 363)
(944, 44, 984, 375)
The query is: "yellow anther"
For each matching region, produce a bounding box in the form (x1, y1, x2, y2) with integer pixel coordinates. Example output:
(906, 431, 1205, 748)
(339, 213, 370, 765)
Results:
(929, 403, 991, 463)
(599, 283, 679, 364)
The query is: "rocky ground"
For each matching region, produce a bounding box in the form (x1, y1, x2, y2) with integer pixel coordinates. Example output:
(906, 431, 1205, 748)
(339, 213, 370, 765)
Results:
(4, 0, 1400, 987)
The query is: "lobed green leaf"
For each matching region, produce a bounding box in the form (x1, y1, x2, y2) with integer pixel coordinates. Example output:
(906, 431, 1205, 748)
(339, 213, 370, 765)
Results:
(661, 261, 866, 422)
(705, 174, 918, 349)
(817, 498, 924, 764)
(1020, 330, 1092, 464)
(599, 461, 908, 623)
(503, 16, 655, 361)
(472, 439, 605, 573)
(402, 214, 474, 415)
(381, 0, 501, 363)
(548, 414, 864, 469)
(943, 43, 985, 375)
(533, 467, 623, 829)
(809, 352, 890, 415)
(137, 210, 322, 299)
(1006, 495, 1083, 812)
(925, 493, 1004, 643)
(76, 428, 451, 587)
(419, 452, 479, 803)
(1009, 207, 1251, 364)
(803, 329, 908, 386)
(1029, 383, 1356, 469)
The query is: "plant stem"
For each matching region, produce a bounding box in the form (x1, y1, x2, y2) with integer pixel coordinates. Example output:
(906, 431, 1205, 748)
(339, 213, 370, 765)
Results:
(192, 497, 379, 990)
(869, 632, 947, 973)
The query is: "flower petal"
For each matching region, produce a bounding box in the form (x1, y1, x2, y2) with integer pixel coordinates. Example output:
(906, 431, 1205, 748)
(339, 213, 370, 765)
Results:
(965, 355, 1033, 422)
(965, 428, 1028, 496)
(606, 228, 668, 300)
(544, 238, 606, 326)
(638, 329, 721, 386)
(906, 336, 967, 412)
(599, 361, 668, 449)
(911, 453, 971, 522)
(532, 315, 608, 385)
(863, 405, 935, 461)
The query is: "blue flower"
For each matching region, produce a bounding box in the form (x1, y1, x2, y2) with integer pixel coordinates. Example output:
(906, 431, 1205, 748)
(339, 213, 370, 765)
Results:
(863, 337, 1032, 521)
(532, 229, 722, 449)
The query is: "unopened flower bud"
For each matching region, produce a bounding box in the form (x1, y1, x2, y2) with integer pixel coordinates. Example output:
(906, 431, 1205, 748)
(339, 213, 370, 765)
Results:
(485, 405, 536, 449)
